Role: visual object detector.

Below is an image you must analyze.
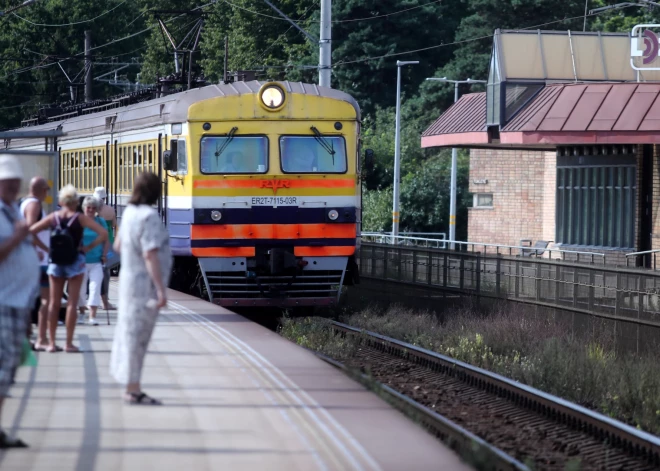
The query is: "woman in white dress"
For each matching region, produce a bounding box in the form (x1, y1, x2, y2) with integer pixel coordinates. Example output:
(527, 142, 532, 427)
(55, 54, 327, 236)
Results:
(110, 172, 172, 405)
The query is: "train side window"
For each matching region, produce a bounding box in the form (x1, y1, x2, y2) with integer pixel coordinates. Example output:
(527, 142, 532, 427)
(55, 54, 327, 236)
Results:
(177, 139, 188, 175)
(82, 151, 87, 190)
(92, 150, 97, 189)
(119, 147, 125, 191)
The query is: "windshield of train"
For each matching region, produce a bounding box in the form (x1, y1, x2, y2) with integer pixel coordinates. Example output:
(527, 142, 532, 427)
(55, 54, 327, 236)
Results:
(279, 136, 347, 173)
(200, 136, 268, 174)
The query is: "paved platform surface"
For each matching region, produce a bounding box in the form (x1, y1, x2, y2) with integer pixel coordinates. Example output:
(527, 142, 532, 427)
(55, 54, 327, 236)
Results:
(0, 285, 470, 471)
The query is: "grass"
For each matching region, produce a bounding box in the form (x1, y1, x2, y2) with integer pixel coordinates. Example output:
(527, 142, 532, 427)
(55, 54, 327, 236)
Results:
(280, 303, 660, 436)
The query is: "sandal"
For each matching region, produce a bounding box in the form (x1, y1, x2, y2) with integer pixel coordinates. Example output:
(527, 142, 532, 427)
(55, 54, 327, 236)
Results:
(0, 431, 28, 449)
(125, 392, 162, 406)
(32, 342, 48, 352)
(46, 345, 63, 353)
(65, 345, 82, 353)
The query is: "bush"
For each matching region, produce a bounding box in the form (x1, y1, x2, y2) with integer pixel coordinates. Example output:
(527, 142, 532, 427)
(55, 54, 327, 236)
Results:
(281, 303, 660, 435)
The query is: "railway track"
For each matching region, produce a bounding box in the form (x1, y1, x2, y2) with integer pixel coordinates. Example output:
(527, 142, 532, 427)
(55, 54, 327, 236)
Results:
(327, 321, 660, 470)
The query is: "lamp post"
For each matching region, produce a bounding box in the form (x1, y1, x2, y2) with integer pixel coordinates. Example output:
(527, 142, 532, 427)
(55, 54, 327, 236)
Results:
(425, 77, 487, 250)
(392, 60, 419, 241)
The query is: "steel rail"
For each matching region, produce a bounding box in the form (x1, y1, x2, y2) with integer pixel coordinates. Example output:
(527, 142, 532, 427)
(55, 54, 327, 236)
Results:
(330, 321, 660, 466)
(314, 351, 529, 471)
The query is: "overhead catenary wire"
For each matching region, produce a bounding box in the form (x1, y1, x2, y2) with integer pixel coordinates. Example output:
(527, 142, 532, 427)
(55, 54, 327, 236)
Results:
(0, 0, 639, 101)
(249, 0, 320, 70)
(222, 0, 443, 23)
(11, 0, 129, 27)
(0, 0, 219, 81)
(332, 6, 639, 67)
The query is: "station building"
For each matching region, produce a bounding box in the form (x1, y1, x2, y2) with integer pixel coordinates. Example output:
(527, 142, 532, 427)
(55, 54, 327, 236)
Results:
(422, 29, 660, 266)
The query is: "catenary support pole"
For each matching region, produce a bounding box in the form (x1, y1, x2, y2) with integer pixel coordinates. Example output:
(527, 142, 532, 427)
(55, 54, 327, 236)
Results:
(425, 77, 486, 250)
(319, 0, 331, 87)
(224, 36, 228, 83)
(393, 65, 402, 239)
(84, 30, 92, 103)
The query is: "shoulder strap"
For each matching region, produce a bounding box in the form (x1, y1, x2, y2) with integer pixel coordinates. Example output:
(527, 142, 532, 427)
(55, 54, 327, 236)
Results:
(1, 206, 16, 225)
(66, 213, 79, 228)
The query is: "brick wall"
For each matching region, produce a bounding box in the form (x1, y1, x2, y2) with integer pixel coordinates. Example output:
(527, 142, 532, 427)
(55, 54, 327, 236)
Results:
(542, 151, 556, 243)
(468, 149, 554, 252)
(469, 146, 647, 266)
(652, 145, 660, 252)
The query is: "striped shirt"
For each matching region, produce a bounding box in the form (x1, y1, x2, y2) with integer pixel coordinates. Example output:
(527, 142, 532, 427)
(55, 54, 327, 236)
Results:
(0, 200, 39, 309)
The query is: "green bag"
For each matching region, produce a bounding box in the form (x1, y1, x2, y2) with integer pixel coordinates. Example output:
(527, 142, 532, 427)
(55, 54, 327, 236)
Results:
(20, 338, 38, 367)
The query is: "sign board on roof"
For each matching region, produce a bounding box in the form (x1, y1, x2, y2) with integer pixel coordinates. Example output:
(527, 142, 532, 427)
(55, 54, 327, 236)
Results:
(631, 24, 660, 70)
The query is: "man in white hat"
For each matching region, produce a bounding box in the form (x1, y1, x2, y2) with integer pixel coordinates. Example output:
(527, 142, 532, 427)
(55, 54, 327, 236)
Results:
(93, 186, 117, 310)
(0, 155, 39, 449)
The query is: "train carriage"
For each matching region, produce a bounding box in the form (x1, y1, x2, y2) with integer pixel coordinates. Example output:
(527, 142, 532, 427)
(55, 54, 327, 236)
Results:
(6, 81, 362, 307)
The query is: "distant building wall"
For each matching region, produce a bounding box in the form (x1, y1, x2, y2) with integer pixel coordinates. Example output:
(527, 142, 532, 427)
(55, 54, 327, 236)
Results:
(467, 149, 554, 252)
(468, 146, 650, 266)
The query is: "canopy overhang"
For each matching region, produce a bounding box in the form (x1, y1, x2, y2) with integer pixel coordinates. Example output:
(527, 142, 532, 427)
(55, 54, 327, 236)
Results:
(422, 83, 660, 151)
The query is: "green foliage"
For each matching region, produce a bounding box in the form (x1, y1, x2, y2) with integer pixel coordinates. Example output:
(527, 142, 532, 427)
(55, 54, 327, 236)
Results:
(0, 0, 145, 127)
(361, 185, 392, 232)
(400, 153, 469, 238)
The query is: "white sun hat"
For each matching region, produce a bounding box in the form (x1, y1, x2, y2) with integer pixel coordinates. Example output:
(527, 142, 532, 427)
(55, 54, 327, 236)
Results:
(93, 186, 107, 199)
(0, 155, 24, 181)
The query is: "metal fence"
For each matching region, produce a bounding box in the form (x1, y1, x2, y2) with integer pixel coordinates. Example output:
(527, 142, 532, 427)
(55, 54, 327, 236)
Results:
(359, 242, 660, 349)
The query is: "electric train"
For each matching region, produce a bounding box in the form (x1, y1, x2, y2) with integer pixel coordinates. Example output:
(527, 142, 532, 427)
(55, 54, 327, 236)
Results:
(6, 80, 363, 307)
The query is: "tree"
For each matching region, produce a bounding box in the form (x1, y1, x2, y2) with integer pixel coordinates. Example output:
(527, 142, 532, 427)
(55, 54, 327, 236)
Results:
(328, 0, 465, 114)
(199, 0, 317, 83)
(361, 185, 392, 232)
(0, 0, 145, 129)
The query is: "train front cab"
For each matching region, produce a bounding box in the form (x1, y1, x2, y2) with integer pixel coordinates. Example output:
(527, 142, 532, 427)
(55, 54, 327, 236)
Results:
(166, 82, 361, 307)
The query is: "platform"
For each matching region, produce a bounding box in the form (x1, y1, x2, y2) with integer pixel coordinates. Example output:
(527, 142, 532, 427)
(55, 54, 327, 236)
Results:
(0, 285, 470, 471)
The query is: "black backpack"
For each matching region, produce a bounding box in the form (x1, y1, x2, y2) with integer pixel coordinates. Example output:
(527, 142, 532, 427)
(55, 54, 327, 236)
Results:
(49, 213, 79, 265)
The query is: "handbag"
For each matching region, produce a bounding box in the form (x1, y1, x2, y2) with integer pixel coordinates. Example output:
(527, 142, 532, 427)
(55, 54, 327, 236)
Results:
(20, 338, 38, 367)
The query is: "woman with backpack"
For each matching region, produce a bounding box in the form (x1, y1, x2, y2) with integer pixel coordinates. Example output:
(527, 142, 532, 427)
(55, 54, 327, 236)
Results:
(29, 185, 107, 353)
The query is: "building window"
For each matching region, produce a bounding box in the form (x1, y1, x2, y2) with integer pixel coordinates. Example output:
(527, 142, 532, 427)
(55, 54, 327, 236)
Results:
(556, 154, 636, 248)
(473, 193, 493, 208)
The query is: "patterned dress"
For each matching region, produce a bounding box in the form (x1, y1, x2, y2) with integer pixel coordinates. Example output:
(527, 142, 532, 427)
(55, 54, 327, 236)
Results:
(110, 205, 172, 385)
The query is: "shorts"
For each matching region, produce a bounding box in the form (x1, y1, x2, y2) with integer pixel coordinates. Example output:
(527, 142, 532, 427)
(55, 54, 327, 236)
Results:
(0, 305, 28, 397)
(47, 253, 86, 279)
(40, 266, 49, 288)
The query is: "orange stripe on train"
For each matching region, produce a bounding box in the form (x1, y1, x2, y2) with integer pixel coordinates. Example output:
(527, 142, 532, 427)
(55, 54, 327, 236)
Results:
(193, 178, 355, 189)
(191, 223, 356, 240)
(294, 247, 356, 257)
(191, 246, 354, 257)
(191, 247, 256, 257)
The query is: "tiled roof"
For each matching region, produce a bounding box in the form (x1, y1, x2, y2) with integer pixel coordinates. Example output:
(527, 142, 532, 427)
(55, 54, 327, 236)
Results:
(422, 92, 486, 137)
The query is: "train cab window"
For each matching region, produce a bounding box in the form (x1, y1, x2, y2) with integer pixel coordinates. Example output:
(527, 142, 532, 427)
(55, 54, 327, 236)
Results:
(280, 136, 347, 174)
(200, 136, 268, 174)
(177, 139, 188, 175)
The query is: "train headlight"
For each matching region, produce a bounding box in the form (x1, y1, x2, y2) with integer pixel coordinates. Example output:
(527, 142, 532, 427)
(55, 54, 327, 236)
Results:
(211, 210, 222, 222)
(328, 209, 339, 221)
(259, 84, 285, 110)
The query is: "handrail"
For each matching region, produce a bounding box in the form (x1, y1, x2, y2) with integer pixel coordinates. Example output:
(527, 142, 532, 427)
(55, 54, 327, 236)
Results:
(624, 249, 660, 269)
(361, 233, 606, 259)
(625, 249, 660, 257)
(451, 240, 606, 258)
(360, 233, 447, 248)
